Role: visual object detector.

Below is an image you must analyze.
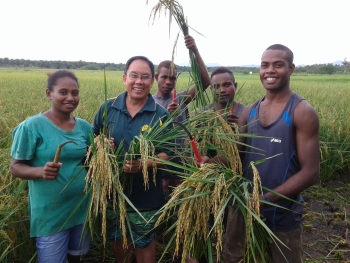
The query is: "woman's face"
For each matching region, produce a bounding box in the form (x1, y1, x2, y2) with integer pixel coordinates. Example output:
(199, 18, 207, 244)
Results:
(46, 77, 80, 114)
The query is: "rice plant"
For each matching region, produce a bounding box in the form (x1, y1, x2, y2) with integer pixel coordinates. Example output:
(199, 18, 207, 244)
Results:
(84, 134, 126, 247)
(148, 0, 208, 109)
(145, 109, 284, 263)
(0, 168, 36, 263)
(1, 67, 350, 262)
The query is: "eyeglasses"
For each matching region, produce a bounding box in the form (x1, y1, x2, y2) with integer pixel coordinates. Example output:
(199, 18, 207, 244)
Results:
(127, 74, 153, 83)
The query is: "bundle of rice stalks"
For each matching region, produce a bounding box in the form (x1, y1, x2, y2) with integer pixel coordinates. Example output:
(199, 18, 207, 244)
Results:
(148, 0, 188, 35)
(150, 109, 285, 263)
(84, 134, 127, 248)
(152, 113, 241, 262)
(156, 164, 235, 262)
(155, 161, 278, 263)
(189, 110, 242, 173)
(126, 115, 185, 186)
(148, 0, 208, 109)
(127, 131, 157, 190)
(83, 70, 131, 248)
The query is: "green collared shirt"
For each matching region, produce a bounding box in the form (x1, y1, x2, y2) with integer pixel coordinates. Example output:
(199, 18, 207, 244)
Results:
(93, 92, 170, 209)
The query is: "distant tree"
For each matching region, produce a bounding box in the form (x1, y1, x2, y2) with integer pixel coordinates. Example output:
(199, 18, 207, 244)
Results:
(1, 57, 347, 75)
(342, 58, 348, 74)
(318, 63, 337, 75)
(3, 57, 10, 66)
(115, 63, 125, 71)
(105, 66, 117, 71)
(80, 64, 102, 70)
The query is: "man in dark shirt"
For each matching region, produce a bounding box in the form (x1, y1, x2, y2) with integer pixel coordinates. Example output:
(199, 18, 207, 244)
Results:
(223, 44, 319, 263)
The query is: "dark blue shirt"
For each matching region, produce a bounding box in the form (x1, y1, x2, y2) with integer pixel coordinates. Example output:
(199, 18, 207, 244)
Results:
(243, 93, 304, 231)
(93, 92, 170, 210)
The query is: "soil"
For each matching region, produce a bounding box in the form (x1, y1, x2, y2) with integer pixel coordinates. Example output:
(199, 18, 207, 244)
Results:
(301, 173, 350, 262)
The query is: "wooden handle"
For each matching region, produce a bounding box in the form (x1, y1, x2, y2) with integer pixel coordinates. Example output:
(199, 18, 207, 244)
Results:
(53, 145, 62, 163)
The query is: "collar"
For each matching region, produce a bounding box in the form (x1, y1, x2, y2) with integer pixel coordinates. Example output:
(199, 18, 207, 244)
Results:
(111, 92, 156, 113)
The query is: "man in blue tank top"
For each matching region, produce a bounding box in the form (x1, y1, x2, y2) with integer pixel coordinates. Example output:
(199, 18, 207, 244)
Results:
(223, 44, 319, 263)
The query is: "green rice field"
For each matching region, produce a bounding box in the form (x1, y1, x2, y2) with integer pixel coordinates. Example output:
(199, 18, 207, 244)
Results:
(1, 68, 350, 262)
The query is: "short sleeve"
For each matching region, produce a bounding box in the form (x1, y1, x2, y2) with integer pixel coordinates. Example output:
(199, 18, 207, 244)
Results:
(11, 121, 40, 161)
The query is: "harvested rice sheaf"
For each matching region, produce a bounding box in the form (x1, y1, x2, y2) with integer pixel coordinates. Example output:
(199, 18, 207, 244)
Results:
(192, 110, 242, 174)
(136, 134, 157, 189)
(84, 134, 126, 247)
(156, 164, 240, 263)
(155, 141, 269, 262)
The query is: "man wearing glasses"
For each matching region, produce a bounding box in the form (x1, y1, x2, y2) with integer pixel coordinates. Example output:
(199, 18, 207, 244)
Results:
(92, 56, 172, 263)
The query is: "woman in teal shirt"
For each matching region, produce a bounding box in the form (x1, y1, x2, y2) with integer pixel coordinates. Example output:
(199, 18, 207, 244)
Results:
(10, 70, 91, 263)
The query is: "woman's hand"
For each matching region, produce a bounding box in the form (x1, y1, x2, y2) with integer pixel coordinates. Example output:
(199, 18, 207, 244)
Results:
(42, 162, 62, 180)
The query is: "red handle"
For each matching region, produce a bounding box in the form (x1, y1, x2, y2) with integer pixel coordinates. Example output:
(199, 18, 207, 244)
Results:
(190, 140, 202, 163)
(172, 89, 177, 103)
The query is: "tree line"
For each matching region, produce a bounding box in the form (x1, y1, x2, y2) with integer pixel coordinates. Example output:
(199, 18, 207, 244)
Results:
(0, 57, 348, 75)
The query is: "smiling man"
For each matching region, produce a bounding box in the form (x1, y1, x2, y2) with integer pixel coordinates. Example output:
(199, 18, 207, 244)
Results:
(223, 44, 320, 263)
(92, 56, 171, 263)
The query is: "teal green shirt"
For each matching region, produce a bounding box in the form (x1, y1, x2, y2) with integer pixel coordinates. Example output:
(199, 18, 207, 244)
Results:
(93, 92, 170, 210)
(11, 113, 92, 237)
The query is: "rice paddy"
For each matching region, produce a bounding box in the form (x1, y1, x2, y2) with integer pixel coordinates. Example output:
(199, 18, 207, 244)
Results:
(1, 68, 350, 262)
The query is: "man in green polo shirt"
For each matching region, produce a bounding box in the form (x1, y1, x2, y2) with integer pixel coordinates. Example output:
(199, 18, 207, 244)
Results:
(93, 56, 171, 263)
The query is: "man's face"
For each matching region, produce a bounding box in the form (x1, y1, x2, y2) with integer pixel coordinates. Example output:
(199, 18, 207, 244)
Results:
(155, 67, 177, 96)
(210, 72, 237, 106)
(260, 49, 295, 92)
(123, 59, 154, 101)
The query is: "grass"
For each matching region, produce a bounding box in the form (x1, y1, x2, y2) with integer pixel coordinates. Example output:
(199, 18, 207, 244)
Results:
(1, 68, 350, 262)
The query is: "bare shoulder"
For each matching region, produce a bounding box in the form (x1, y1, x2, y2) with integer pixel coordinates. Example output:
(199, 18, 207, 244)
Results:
(294, 100, 319, 131)
(238, 104, 254, 127)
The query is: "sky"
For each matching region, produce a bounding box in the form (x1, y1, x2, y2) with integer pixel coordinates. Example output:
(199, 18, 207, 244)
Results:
(1, 0, 349, 67)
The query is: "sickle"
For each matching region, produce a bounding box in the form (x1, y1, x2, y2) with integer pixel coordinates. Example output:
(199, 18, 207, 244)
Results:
(53, 140, 77, 163)
(173, 121, 202, 163)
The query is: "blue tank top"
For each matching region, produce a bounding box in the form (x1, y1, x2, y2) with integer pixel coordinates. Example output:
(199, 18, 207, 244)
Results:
(243, 93, 304, 231)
